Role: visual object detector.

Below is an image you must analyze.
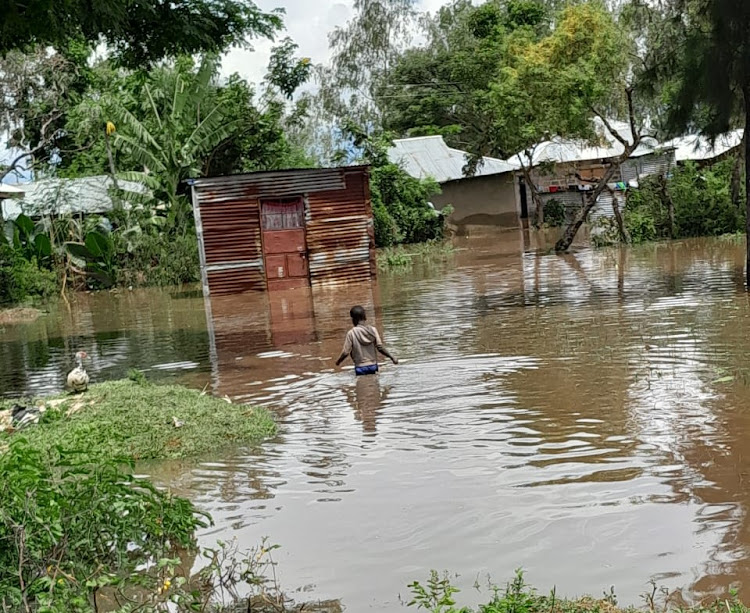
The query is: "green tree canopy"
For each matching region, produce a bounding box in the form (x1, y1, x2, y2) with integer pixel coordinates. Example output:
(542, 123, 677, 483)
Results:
(0, 0, 283, 66)
(655, 0, 750, 280)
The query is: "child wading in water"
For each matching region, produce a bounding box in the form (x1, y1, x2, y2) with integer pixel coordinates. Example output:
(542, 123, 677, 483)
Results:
(336, 305, 398, 375)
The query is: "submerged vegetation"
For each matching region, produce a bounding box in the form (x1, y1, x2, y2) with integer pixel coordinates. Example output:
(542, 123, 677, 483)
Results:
(378, 240, 456, 271)
(0, 378, 276, 462)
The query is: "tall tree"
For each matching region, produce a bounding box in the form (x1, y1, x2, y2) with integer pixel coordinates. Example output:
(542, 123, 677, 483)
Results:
(380, 0, 630, 233)
(378, 0, 555, 218)
(377, 0, 517, 150)
(315, 0, 418, 143)
(21, 36, 312, 183)
(0, 0, 283, 67)
(0, 47, 81, 181)
(660, 0, 750, 283)
(108, 51, 311, 228)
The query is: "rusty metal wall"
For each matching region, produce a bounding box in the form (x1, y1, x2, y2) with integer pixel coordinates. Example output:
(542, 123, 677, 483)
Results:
(191, 166, 373, 296)
(191, 167, 351, 201)
(306, 169, 374, 287)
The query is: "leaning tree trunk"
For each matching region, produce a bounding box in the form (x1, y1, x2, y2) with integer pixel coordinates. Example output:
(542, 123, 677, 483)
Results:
(555, 161, 622, 251)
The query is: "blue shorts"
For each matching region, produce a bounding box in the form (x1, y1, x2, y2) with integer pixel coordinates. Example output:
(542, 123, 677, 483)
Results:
(355, 364, 379, 376)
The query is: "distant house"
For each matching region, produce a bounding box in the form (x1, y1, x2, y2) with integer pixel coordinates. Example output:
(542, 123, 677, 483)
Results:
(511, 120, 677, 223)
(388, 136, 521, 227)
(0, 175, 147, 221)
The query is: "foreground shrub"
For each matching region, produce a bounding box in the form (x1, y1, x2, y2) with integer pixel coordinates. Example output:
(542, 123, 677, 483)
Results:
(0, 439, 205, 611)
(0, 248, 57, 305)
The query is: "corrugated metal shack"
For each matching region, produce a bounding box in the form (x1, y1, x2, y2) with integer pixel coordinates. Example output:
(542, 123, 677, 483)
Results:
(189, 166, 374, 296)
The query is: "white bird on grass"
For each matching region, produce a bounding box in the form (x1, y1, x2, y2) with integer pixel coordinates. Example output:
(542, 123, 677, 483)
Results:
(66, 351, 90, 393)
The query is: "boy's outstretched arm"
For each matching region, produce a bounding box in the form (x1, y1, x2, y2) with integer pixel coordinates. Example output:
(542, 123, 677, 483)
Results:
(373, 327, 398, 364)
(377, 345, 398, 365)
(335, 351, 349, 366)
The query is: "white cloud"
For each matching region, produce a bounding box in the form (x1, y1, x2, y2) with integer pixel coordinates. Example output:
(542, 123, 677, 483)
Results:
(222, 0, 451, 85)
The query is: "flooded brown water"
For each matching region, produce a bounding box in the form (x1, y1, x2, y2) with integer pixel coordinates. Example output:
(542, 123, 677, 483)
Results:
(4, 229, 750, 610)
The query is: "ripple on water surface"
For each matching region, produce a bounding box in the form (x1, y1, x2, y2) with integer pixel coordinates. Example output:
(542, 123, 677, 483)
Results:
(4, 235, 750, 610)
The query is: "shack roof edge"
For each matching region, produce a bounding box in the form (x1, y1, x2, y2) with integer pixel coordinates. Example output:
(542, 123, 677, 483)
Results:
(187, 165, 371, 188)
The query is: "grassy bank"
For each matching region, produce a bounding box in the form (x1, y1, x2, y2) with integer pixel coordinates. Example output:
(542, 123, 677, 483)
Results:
(0, 306, 42, 326)
(0, 378, 276, 461)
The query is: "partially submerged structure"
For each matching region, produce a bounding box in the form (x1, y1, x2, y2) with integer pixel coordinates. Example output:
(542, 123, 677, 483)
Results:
(189, 166, 375, 296)
(388, 136, 520, 227)
(516, 123, 676, 222)
(388, 126, 678, 228)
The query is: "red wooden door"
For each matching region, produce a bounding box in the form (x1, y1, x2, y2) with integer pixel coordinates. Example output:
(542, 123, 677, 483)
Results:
(261, 198, 310, 291)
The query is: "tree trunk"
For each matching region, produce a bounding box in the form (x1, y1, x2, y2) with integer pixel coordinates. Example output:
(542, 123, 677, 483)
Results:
(532, 186, 544, 227)
(745, 96, 750, 288)
(555, 161, 622, 251)
(732, 129, 746, 209)
(609, 186, 630, 243)
(660, 174, 675, 238)
(521, 164, 544, 227)
(105, 133, 122, 211)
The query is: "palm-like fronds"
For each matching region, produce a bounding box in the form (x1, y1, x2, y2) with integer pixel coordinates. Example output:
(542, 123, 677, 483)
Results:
(112, 55, 237, 213)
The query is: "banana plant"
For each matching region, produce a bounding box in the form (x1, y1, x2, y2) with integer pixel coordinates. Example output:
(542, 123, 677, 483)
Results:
(11, 214, 52, 266)
(65, 231, 117, 287)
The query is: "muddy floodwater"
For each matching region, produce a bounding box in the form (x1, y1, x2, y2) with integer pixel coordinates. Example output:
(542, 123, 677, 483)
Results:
(4, 229, 750, 610)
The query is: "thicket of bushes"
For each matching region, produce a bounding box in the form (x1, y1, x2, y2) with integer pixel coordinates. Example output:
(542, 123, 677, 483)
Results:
(0, 247, 58, 304)
(371, 163, 447, 247)
(595, 160, 745, 246)
(0, 208, 200, 305)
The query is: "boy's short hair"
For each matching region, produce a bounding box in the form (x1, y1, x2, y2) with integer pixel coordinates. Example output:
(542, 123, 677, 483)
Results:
(350, 305, 367, 324)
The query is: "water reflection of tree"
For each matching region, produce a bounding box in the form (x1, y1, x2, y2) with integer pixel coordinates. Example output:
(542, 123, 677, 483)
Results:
(663, 275, 750, 603)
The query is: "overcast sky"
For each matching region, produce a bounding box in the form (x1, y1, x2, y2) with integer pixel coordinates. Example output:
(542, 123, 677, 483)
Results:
(222, 0, 450, 84)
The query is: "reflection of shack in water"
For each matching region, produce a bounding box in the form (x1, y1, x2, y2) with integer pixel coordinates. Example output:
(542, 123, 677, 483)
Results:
(204, 282, 382, 398)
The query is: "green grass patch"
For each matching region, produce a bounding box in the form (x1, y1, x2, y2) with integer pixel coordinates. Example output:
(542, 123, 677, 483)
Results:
(0, 378, 276, 461)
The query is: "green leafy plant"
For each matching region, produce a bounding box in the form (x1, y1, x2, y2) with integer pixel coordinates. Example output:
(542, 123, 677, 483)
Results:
(127, 368, 149, 385)
(65, 230, 117, 287)
(0, 243, 57, 304)
(0, 439, 206, 611)
(624, 209, 657, 244)
(543, 199, 567, 227)
(11, 214, 52, 266)
(408, 571, 467, 613)
(609, 160, 746, 248)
